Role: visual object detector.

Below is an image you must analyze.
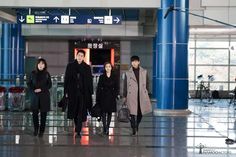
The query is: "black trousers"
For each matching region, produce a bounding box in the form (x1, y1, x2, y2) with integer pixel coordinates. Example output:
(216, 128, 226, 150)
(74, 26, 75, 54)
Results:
(130, 99, 142, 131)
(32, 110, 47, 133)
(73, 92, 84, 134)
(101, 112, 112, 132)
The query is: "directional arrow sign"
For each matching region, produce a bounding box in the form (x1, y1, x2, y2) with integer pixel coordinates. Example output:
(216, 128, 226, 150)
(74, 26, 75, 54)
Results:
(17, 15, 122, 25)
(53, 16, 60, 23)
(19, 16, 25, 23)
(114, 17, 120, 24)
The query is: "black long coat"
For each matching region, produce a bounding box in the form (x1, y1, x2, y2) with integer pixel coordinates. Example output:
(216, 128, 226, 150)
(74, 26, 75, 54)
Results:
(64, 61, 93, 121)
(96, 73, 119, 113)
(27, 70, 52, 112)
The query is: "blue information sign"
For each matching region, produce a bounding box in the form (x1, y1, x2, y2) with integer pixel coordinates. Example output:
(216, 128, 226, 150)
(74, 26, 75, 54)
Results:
(17, 15, 122, 25)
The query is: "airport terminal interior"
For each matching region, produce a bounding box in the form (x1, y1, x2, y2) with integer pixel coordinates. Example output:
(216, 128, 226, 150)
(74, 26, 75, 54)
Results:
(1, 0, 236, 156)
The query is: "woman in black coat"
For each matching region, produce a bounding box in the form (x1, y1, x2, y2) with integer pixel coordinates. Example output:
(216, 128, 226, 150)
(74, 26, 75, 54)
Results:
(27, 58, 52, 137)
(96, 62, 119, 135)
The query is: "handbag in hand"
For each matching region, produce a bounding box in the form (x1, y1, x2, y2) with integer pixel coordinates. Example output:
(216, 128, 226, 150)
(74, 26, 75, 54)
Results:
(91, 103, 101, 118)
(58, 96, 68, 112)
(117, 103, 130, 123)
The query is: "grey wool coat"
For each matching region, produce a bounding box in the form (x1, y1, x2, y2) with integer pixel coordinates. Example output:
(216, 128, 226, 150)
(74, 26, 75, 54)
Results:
(124, 67, 152, 115)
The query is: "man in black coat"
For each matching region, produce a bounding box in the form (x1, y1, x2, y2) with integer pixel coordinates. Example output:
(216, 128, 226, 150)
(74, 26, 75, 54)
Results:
(64, 49, 93, 138)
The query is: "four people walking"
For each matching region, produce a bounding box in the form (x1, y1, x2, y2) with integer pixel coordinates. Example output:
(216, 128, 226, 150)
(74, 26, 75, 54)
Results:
(27, 54, 151, 138)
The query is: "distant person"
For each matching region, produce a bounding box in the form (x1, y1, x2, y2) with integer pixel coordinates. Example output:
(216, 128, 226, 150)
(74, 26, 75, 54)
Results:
(27, 58, 52, 137)
(123, 55, 152, 135)
(64, 49, 93, 138)
(96, 62, 119, 135)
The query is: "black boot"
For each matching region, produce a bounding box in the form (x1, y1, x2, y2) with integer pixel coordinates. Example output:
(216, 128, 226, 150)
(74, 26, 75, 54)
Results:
(132, 127, 136, 136)
(39, 112, 47, 137)
(33, 128, 38, 136)
(38, 131, 44, 137)
(106, 127, 109, 135)
(102, 113, 107, 135)
(106, 113, 112, 135)
(103, 126, 107, 135)
(75, 133, 81, 138)
(136, 122, 140, 133)
(38, 126, 45, 137)
(32, 110, 39, 136)
(130, 115, 137, 136)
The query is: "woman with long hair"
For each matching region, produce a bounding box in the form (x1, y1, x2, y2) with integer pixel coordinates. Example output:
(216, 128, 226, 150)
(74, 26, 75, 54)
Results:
(96, 62, 119, 135)
(27, 58, 52, 137)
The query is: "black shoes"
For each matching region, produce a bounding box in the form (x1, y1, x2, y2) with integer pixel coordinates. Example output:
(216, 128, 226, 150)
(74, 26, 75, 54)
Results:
(33, 130, 38, 136)
(38, 132, 44, 137)
(103, 128, 107, 135)
(131, 127, 139, 136)
(33, 130, 44, 137)
(132, 128, 136, 136)
(103, 127, 109, 135)
(75, 133, 81, 138)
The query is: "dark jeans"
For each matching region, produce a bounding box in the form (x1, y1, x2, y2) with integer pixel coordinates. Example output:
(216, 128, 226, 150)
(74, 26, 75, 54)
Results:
(32, 110, 47, 133)
(73, 92, 84, 134)
(101, 112, 112, 132)
(130, 101, 142, 131)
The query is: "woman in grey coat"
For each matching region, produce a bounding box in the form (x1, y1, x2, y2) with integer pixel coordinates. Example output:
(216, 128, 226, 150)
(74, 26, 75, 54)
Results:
(123, 56, 152, 135)
(27, 58, 52, 137)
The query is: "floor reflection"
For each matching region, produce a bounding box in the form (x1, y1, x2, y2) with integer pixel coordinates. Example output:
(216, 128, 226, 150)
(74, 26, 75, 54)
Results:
(0, 99, 236, 156)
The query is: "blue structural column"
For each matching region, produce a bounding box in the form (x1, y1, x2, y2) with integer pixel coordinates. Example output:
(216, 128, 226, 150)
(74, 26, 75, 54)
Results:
(1, 23, 11, 83)
(154, 0, 189, 111)
(12, 24, 25, 79)
(18, 24, 25, 78)
(1, 23, 25, 85)
(152, 35, 157, 98)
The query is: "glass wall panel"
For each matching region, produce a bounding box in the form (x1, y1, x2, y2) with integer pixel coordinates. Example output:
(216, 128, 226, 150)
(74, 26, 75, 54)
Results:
(188, 40, 195, 48)
(230, 49, 236, 65)
(189, 35, 234, 92)
(188, 66, 194, 81)
(230, 83, 236, 91)
(196, 66, 228, 82)
(230, 67, 236, 81)
(189, 82, 194, 90)
(209, 83, 228, 91)
(196, 49, 228, 65)
(188, 49, 195, 64)
(196, 40, 229, 48)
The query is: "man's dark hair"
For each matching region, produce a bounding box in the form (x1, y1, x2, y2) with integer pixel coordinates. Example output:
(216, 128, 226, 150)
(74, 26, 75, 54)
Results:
(76, 49, 86, 56)
(130, 55, 140, 62)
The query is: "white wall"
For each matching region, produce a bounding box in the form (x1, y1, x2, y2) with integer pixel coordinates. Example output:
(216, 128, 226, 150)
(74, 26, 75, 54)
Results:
(189, 0, 236, 26)
(22, 21, 143, 37)
(0, 0, 160, 8)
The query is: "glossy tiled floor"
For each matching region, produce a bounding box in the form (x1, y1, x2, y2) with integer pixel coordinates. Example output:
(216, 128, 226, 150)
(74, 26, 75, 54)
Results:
(1, 99, 236, 157)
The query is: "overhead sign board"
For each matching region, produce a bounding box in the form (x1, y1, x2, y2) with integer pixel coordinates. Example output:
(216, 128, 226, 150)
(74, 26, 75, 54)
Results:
(17, 15, 122, 25)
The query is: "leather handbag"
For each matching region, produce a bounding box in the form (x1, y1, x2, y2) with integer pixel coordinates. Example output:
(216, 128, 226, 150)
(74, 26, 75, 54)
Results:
(117, 103, 130, 123)
(91, 103, 101, 118)
(58, 96, 68, 112)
